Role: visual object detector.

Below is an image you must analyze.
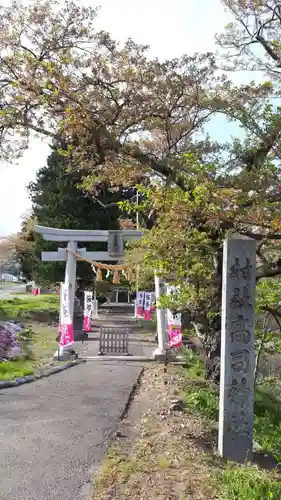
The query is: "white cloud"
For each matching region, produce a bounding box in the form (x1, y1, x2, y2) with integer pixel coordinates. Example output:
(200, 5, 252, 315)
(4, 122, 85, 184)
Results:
(94, 0, 231, 58)
(0, 138, 50, 235)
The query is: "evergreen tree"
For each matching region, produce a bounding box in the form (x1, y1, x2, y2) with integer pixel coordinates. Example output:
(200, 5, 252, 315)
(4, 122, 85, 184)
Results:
(17, 145, 135, 286)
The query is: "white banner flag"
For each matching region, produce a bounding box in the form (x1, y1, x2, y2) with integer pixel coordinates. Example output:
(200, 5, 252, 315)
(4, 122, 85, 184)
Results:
(137, 291, 145, 316)
(166, 285, 182, 348)
(59, 283, 74, 348)
(83, 291, 93, 332)
(144, 292, 153, 320)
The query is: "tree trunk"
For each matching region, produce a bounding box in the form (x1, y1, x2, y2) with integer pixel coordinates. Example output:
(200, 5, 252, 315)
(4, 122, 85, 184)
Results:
(190, 247, 223, 384)
(205, 247, 223, 383)
(204, 318, 221, 383)
(190, 314, 221, 383)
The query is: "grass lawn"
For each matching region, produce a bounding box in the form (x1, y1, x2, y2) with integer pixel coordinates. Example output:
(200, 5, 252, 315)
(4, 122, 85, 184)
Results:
(0, 295, 60, 381)
(92, 350, 281, 500)
(0, 295, 59, 321)
(0, 323, 59, 381)
(0, 358, 35, 381)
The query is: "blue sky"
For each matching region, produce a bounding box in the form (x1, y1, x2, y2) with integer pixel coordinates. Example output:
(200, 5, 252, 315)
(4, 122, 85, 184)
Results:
(0, 0, 237, 235)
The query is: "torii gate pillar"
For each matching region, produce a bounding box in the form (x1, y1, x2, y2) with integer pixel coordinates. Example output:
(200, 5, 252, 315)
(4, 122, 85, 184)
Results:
(65, 241, 77, 319)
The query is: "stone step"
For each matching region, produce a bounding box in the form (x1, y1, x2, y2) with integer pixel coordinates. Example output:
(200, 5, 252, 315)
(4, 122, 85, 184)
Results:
(99, 303, 134, 315)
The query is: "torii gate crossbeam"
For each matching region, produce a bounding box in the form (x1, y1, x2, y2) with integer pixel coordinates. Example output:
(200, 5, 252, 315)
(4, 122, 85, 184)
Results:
(35, 225, 143, 319)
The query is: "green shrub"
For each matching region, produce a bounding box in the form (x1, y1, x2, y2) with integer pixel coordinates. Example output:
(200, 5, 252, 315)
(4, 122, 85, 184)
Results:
(254, 386, 281, 462)
(0, 358, 34, 380)
(182, 348, 281, 498)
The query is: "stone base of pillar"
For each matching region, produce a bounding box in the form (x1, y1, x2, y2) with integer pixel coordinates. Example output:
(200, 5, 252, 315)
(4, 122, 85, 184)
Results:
(152, 347, 176, 362)
(54, 349, 78, 361)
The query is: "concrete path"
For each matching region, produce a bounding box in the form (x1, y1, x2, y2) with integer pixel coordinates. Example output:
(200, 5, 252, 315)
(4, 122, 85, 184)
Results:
(0, 361, 143, 500)
(0, 283, 26, 299)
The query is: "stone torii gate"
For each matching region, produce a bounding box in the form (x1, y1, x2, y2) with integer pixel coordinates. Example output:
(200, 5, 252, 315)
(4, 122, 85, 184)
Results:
(35, 225, 143, 319)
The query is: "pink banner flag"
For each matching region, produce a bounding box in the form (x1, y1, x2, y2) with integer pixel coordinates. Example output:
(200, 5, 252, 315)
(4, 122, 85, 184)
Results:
(168, 329, 183, 348)
(60, 323, 74, 347)
(143, 310, 150, 320)
(59, 283, 74, 348)
(83, 291, 93, 332)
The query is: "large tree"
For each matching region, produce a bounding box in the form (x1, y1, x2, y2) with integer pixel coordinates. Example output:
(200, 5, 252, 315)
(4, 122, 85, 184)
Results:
(217, 0, 281, 79)
(15, 143, 136, 285)
(0, 1, 231, 173)
(127, 0, 281, 381)
(2, 0, 281, 380)
(0, 238, 16, 277)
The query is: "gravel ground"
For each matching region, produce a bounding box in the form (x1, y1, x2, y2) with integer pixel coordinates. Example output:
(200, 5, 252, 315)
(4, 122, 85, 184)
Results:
(0, 361, 143, 500)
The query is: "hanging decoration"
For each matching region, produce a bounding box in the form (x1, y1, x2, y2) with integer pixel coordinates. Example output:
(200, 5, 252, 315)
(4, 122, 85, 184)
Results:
(96, 268, 103, 282)
(68, 249, 135, 285)
(113, 270, 120, 284)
